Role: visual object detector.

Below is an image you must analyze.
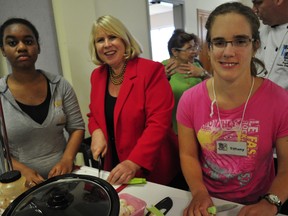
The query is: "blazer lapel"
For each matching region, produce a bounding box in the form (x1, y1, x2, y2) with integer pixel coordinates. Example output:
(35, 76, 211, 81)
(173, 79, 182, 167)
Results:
(97, 65, 109, 136)
(114, 59, 137, 128)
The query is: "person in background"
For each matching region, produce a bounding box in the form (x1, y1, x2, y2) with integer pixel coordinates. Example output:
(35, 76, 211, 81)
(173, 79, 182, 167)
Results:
(162, 29, 210, 133)
(252, 1, 288, 213)
(252, 0, 288, 89)
(177, 2, 288, 216)
(87, 15, 180, 186)
(0, 18, 85, 187)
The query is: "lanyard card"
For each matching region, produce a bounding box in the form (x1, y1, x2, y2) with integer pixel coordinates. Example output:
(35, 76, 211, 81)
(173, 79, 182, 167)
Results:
(216, 141, 247, 156)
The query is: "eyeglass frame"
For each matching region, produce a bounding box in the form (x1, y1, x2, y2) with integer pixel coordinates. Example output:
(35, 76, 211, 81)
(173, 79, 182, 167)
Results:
(208, 37, 255, 49)
(173, 45, 201, 52)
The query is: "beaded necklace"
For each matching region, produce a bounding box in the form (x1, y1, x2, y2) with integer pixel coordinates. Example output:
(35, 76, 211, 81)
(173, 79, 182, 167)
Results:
(109, 61, 127, 85)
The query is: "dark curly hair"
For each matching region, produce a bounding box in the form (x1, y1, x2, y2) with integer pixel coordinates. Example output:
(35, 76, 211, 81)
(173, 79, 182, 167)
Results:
(167, 29, 200, 57)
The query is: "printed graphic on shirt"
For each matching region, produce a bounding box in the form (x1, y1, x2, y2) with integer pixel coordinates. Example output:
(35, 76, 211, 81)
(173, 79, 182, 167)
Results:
(54, 100, 62, 107)
(197, 118, 259, 187)
(54, 99, 66, 126)
(278, 44, 288, 67)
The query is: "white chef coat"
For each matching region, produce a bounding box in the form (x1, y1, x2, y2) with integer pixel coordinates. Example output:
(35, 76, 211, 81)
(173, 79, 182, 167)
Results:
(256, 24, 288, 89)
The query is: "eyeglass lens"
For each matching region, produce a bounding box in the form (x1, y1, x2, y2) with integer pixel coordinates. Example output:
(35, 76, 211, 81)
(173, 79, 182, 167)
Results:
(211, 36, 253, 48)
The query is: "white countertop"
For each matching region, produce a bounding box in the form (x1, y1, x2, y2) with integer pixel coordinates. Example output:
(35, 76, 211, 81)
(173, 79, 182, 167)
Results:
(74, 166, 285, 216)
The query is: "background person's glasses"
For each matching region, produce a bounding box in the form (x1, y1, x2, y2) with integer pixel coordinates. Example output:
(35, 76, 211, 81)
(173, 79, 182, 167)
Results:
(210, 37, 254, 49)
(175, 46, 200, 52)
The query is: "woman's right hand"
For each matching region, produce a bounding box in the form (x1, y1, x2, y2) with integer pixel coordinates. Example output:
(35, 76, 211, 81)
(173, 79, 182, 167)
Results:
(22, 167, 45, 188)
(165, 58, 178, 79)
(107, 160, 141, 185)
(11, 158, 44, 188)
(183, 191, 214, 216)
(90, 128, 108, 160)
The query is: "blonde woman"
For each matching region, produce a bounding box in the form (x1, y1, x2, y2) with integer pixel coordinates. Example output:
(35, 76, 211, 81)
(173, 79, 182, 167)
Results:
(87, 15, 180, 186)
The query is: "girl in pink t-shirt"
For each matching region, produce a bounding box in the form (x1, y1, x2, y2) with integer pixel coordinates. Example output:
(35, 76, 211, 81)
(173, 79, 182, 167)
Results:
(177, 2, 288, 216)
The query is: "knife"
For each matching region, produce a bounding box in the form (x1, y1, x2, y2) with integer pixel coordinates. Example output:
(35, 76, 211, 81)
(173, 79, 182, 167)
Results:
(97, 155, 102, 178)
(146, 197, 173, 216)
(207, 203, 238, 214)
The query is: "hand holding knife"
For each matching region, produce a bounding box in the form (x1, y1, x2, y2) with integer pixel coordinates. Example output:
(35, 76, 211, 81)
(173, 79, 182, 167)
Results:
(207, 203, 238, 214)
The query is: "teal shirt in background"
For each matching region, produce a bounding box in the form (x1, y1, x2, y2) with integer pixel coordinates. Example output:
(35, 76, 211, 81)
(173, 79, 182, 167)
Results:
(162, 59, 202, 133)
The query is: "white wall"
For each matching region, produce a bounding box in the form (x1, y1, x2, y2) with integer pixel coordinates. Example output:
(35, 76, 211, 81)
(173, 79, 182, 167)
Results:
(51, 0, 97, 138)
(0, 0, 61, 77)
(150, 11, 174, 29)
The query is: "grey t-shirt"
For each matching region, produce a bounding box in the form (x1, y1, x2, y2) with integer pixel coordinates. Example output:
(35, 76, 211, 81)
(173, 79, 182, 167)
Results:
(0, 70, 85, 178)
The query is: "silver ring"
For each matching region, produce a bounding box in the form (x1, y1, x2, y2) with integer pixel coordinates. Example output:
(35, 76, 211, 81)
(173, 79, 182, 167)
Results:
(187, 71, 191, 75)
(28, 182, 33, 187)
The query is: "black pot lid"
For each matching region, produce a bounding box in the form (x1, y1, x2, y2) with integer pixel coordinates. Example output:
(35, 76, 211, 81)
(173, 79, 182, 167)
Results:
(3, 174, 119, 216)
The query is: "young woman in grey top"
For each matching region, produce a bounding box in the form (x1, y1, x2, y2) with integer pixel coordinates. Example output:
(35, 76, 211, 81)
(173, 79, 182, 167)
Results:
(0, 18, 85, 187)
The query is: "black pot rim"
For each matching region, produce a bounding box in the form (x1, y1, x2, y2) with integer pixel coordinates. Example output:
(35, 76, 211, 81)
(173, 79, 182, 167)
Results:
(3, 173, 120, 216)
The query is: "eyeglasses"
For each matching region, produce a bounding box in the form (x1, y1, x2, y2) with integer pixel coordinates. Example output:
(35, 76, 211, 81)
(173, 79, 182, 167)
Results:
(210, 37, 255, 49)
(174, 46, 200, 52)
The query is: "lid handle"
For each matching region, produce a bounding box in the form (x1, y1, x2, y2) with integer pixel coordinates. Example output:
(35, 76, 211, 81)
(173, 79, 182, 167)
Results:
(47, 190, 74, 209)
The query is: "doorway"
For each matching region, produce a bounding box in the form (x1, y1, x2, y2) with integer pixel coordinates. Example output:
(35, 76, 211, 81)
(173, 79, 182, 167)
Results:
(149, 2, 174, 62)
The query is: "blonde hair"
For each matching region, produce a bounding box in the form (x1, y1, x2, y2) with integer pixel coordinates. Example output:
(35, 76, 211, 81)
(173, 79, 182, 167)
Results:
(89, 15, 142, 65)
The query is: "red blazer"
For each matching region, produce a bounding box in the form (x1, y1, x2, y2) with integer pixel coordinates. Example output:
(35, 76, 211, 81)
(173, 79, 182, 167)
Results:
(88, 57, 180, 185)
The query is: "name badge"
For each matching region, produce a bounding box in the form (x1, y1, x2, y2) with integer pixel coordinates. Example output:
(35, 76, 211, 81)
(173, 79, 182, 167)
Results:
(216, 141, 247, 156)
